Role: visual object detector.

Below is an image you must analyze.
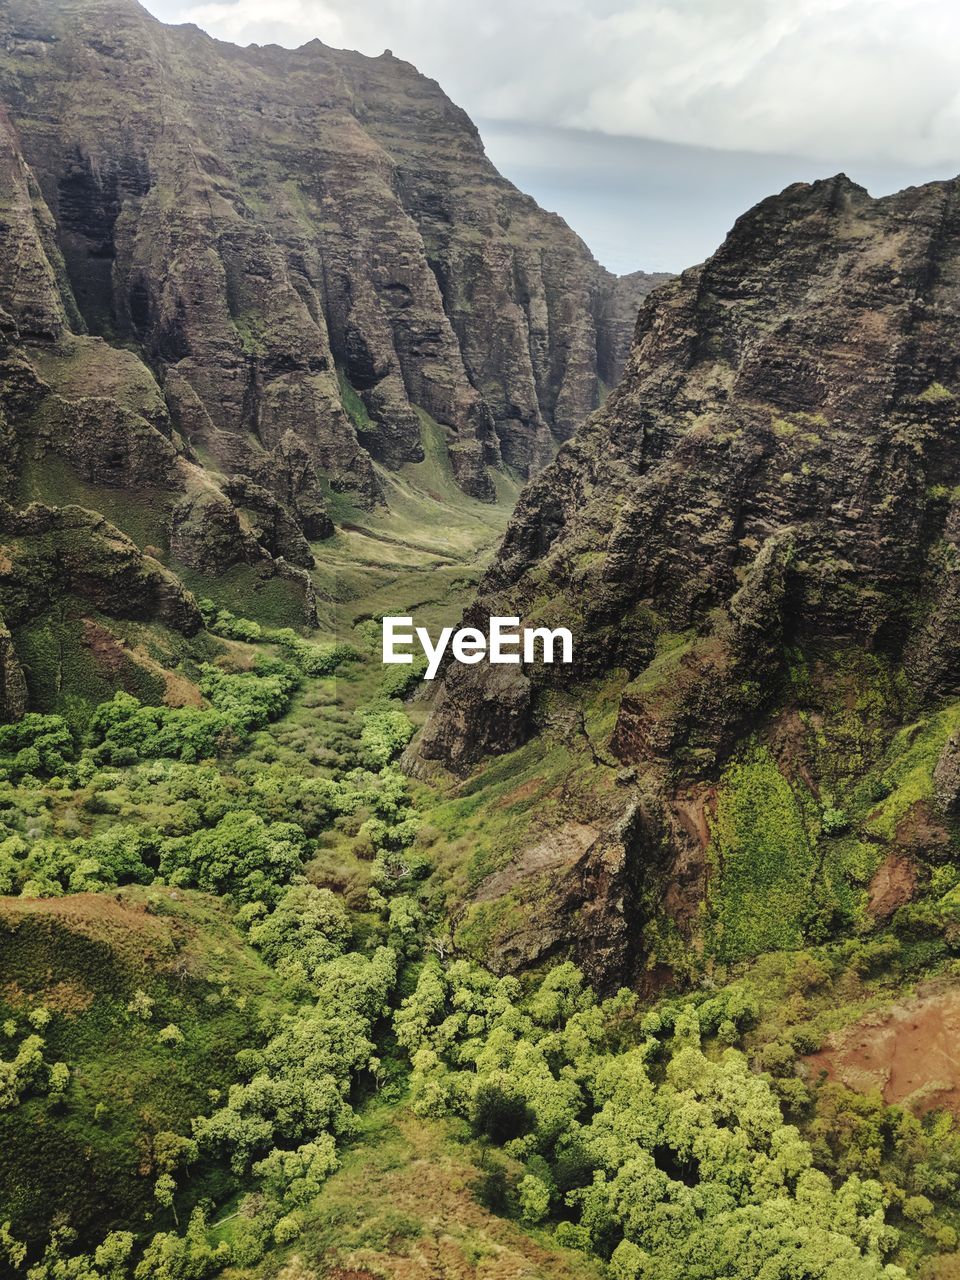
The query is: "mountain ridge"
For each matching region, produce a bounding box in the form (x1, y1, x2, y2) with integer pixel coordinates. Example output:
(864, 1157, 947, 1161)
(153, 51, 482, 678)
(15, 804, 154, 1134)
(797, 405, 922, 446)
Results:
(0, 0, 669, 551)
(414, 169, 960, 987)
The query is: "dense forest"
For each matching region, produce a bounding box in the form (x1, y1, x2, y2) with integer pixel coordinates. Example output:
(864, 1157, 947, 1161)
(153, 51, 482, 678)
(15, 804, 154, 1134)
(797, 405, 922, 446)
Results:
(9, 588, 960, 1280)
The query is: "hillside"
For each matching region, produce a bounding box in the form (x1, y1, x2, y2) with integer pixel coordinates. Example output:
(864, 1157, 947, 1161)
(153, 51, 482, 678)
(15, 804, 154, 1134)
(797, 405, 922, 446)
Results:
(0, 0, 663, 541)
(4, 4, 960, 1278)
(417, 172, 960, 986)
(0, 0, 670, 719)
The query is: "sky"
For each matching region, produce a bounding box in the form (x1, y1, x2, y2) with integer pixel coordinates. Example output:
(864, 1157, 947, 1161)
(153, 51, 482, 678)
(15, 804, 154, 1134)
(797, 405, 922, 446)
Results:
(140, 0, 960, 274)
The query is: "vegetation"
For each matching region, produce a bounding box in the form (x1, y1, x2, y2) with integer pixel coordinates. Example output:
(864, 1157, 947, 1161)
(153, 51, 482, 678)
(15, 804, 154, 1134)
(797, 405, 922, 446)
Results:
(3, 435, 960, 1280)
(709, 748, 817, 958)
(397, 960, 908, 1278)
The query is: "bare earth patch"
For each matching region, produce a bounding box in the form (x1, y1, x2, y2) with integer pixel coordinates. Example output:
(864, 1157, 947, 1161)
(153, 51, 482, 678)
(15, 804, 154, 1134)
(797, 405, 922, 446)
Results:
(806, 981, 960, 1113)
(866, 851, 918, 921)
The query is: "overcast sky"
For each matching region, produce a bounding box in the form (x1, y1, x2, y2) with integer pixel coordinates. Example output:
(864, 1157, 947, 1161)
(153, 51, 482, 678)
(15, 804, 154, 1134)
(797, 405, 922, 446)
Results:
(140, 0, 960, 273)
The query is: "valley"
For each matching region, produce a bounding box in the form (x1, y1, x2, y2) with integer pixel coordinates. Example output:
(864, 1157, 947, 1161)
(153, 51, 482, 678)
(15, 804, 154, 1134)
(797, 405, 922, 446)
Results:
(4, 397, 960, 1279)
(2, 2, 960, 1279)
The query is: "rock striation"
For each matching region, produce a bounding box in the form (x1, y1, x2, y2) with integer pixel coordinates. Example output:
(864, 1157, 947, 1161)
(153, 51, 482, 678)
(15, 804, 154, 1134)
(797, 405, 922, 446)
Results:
(419, 174, 960, 984)
(424, 175, 960, 767)
(0, 0, 665, 522)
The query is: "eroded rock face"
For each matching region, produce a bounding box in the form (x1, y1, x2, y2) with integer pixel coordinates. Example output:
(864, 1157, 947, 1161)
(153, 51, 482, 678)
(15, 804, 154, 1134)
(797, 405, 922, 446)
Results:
(934, 735, 960, 815)
(0, 0, 666, 515)
(425, 175, 960, 770)
(598, 269, 674, 393)
(418, 175, 960, 986)
(0, 619, 27, 721)
(0, 103, 68, 342)
(415, 661, 533, 773)
(475, 802, 664, 988)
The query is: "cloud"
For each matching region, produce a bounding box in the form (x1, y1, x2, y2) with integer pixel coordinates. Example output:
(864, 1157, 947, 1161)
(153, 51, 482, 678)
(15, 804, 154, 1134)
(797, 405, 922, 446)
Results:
(169, 0, 348, 46)
(481, 120, 953, 273)
(143, 0, 960, 166)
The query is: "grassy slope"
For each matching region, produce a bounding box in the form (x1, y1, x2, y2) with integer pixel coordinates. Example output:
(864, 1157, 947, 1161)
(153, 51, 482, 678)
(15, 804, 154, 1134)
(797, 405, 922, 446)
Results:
(311, 409, 521, 641)
(228, 1103, 605, 1280)
(0, 887, 287, 1248)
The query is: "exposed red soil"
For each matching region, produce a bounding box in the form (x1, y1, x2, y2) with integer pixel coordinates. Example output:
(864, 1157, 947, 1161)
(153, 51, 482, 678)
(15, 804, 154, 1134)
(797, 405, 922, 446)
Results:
(890, 799, 951, 857)
(806, 982, 960, 1114)
(499, 777, 544, 807)
(673, 784, 717, 851)
(82, 617, 131, 677)
(866, 851, 918, 920)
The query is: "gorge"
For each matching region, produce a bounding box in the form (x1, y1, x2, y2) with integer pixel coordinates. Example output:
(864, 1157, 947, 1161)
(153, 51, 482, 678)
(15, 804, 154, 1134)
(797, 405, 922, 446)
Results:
(2, 3, 960, 1278)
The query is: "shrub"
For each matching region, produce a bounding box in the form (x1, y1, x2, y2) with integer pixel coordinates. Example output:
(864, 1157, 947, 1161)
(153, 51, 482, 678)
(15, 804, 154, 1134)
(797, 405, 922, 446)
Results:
(88, 692, 232, 764)
(397, 964, 905, 1280)
(381, 657, 427, 699)
(0, 825, 156, 897)
(0, 714, 74, 778)
(159, 810, 307, 907)
(517, 1173, 551, 1222)
(127, 990, 155, 1021)
(199, 658, 299, 732)
(272, 1212, 303, 1245)
(198, 600, 263, 643)
(356, 701, 414, 768)
(266, 630, 358, 677)
(821, 806, 850, 836)
(246, 883, 352, 977)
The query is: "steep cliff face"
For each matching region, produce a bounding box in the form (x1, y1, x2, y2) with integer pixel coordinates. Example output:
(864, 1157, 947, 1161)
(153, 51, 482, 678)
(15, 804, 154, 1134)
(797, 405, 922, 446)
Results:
(0, 88, 320, 611)
(418, 175, 960, 985)
(424, 175, 960, 763)
(0, 0, 668, 711)
(0, 0, 662, 518)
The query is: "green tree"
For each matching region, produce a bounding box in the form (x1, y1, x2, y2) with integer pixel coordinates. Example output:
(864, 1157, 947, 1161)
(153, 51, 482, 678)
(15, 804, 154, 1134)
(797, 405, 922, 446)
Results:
(159, 811, 306, 906)
(518, 1173, 551, 1222)
(246, 883, 351, 977)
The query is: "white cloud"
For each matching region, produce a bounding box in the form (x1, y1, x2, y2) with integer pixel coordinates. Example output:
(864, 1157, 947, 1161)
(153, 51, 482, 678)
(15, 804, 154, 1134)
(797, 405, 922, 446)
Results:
(143, 0, 960, 166)
(169, 0, 348, 46)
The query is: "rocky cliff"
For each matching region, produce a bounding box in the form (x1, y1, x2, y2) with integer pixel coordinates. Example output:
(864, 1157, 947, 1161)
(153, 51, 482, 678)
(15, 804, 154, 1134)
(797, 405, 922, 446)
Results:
(418, 174, 960, 986)
(0, 0, 663, 527)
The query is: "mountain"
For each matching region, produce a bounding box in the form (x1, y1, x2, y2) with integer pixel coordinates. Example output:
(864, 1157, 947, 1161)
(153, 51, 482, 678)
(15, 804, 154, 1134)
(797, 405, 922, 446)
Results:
(417, 173, 960, 985)
(8, 3, 958, 1271)
(0, 0, 670, 716)
(0, 0, 666, 549)
(2, 22, 960, 1271)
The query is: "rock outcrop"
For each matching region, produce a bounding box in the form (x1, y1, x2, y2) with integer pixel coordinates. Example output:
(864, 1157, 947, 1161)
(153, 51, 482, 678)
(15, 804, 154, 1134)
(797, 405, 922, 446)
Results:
(0, 0, 666, 521)
(424, 175, 960, 768)
(0, 618, 27, 721)
(0, 501, 202, 636)
(419, 174, 960, 985)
